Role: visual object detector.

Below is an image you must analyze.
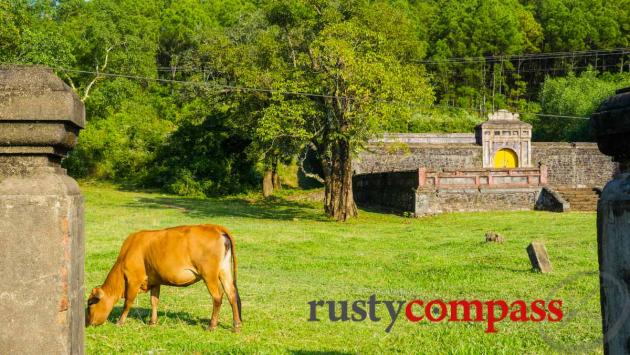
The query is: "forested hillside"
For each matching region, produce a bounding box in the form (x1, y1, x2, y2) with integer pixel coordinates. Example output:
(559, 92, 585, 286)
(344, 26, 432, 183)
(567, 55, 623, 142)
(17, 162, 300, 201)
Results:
(1, 0, 629, 219)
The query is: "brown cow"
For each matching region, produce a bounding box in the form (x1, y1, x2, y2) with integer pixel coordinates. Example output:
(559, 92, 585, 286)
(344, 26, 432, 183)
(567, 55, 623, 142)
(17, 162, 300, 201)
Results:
(85, 224, 242, 332)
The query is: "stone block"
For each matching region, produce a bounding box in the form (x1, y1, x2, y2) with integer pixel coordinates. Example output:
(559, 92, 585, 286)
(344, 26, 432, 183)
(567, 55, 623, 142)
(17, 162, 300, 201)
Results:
(485, 232, 505, 243)
(535, 186, 570, 212)
(526, 242, 552, 273)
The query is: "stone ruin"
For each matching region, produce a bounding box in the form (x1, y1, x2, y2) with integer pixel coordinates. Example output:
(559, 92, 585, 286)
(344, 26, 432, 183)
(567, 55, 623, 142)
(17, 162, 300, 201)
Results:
(353, 109, 616, 216)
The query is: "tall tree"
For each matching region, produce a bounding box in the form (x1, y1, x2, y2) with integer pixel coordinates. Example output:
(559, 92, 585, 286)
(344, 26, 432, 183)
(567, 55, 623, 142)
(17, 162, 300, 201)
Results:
(428, 0, 543, 112)
(187, 0, 434, 218)
(248, 0, 434, 220)
(58, 0, 161, 102)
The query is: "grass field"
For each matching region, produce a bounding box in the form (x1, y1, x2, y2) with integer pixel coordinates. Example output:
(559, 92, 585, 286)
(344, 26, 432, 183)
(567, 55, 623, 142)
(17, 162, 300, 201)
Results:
(84, 183, 604, 354)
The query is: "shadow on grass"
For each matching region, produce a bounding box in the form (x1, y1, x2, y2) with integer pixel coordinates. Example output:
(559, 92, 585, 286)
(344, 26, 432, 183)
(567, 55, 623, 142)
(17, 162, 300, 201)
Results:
(108, 306, 233, 330)
(291, 351, 353, 355)
(126, 195, 331, 222)
(356, 203, 413, 217)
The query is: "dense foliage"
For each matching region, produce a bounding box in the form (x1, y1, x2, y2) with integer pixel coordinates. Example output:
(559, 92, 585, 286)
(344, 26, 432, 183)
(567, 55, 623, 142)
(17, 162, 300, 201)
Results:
(1, 0, 630, 218)
(533, 69, 630, 141)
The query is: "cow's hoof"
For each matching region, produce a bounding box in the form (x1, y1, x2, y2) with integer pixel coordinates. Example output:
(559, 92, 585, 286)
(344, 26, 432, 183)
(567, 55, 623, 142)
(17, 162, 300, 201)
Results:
(233, 326, 241, 333)
(207, 325, 218, 331)
(116, 321, 125, 327)
(148, 320, 157, 326)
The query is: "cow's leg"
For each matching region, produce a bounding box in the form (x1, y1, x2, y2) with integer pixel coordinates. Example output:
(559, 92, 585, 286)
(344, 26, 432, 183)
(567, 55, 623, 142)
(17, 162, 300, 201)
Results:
(203, 278, 224, 331)
(149, 285, 160, 325)
(219, 270, 242, 332)
(117, 281, 141, 326)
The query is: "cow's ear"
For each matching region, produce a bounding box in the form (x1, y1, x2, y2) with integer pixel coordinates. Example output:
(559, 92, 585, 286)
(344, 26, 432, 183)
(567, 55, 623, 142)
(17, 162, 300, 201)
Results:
(88, 287, 104, 305)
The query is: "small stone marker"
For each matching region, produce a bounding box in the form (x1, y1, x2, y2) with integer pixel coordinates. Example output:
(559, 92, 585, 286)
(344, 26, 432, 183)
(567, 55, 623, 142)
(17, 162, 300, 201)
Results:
(485, 231, 505, 243)
(526, 242, 552, 273)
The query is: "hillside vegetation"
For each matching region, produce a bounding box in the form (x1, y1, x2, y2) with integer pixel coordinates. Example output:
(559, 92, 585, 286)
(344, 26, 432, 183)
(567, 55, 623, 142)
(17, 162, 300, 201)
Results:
(2, 1, 630, 201)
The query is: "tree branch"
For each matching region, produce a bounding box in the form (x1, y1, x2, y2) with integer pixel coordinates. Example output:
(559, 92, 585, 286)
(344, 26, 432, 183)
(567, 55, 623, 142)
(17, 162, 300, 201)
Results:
(81, 44, 115, 102)
(299, 144, 325, 183)
(62, 72, 77, 92)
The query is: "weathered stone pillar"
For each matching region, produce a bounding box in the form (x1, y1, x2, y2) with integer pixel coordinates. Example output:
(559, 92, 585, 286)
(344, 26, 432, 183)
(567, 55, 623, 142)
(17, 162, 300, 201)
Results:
(0, 66, 85, 354)
(592, 87, 630, 354)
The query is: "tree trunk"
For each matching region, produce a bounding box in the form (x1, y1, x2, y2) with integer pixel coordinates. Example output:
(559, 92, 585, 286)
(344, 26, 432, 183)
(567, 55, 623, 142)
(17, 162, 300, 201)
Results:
(322, 158, 332, 214)
(272, 172, 281, 190)
(325, 140, 357, 221)
(262, 170, 273, 198)
(272, 159, 281, 191)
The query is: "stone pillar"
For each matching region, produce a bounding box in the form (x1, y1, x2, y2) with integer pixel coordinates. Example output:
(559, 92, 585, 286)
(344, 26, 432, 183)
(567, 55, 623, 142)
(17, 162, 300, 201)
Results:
(418, 167, 426, 188)
(591, 87, 630, 354)
(540, 165, 548, 185)
(0, 66, 85, 354)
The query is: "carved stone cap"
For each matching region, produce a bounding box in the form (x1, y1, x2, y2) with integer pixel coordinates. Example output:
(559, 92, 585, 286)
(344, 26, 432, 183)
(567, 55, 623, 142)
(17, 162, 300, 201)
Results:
(476, 109, 532, 130)
(488, 109, 520, 121)
(0, 65, 85, 158)
(591, 87, 630, 166)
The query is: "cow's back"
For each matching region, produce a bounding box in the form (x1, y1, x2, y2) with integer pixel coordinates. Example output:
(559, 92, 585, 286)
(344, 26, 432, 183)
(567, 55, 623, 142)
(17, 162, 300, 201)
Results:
(119, 224, 228, 287)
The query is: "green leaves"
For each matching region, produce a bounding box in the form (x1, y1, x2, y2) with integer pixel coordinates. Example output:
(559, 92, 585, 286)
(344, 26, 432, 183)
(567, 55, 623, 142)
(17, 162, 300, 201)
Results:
(534, 68, 630, 141)
(308, 2, 434, 143)
(534, 0, 628, 51)
(3, 0, 629, 199)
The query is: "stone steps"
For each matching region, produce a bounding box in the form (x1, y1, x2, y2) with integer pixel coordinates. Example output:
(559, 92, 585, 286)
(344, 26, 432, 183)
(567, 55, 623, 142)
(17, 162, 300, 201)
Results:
(556, 187, 600, 211)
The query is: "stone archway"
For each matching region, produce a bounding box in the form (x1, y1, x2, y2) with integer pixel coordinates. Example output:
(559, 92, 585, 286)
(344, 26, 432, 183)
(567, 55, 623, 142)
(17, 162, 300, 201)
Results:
(493, 148, 518, 168)
(477, 110, 532, 168)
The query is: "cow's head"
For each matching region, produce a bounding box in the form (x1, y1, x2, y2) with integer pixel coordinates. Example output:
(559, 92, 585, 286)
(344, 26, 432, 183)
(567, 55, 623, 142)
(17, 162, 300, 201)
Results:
(85, 287, 114, 326)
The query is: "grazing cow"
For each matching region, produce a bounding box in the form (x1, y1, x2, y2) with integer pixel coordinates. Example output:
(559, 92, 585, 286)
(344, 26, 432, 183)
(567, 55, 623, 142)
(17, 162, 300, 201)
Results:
(85, 224, 242, 332)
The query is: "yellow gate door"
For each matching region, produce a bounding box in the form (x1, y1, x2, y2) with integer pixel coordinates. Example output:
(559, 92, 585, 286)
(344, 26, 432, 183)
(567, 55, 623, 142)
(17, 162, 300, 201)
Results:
(493, 148, 518, 168)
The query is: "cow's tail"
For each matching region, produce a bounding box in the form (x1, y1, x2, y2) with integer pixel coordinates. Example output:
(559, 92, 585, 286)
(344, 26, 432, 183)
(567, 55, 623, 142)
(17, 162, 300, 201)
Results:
(221, 228, 242, 321)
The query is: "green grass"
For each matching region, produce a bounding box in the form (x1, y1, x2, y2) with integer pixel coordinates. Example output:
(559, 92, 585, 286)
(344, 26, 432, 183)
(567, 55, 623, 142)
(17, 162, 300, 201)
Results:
(84, 183, 604, 354)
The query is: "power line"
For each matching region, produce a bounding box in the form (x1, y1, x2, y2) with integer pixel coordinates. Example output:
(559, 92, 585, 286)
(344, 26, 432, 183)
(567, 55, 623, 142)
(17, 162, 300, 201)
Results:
(59, 68, 340, 99)
(57, 67, 590, 120)
(533, 113, 589, 119)
(154, 52, 628, 72)
(416, 47, 630, 65)
(503, 63, 626, 74)
(151, 48, 630, 72)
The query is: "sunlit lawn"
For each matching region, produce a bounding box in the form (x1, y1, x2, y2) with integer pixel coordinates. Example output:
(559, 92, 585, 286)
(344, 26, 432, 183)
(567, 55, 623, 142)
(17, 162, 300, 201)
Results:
(84, 183, 603, 354)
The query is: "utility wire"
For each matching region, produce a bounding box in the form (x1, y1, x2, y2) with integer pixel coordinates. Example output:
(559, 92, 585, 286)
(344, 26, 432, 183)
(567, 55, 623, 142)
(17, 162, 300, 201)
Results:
(416, 47, 630, 65)
(57, 67, 590, 120)
(153, 48, 630, 71)
(503, 63, 626, 74)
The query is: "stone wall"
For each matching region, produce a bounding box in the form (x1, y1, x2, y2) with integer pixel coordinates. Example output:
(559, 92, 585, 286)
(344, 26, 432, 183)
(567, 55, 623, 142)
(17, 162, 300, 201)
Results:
(375, 133, 476, 144)
(531, 143, 617, 187)
(415, 187, 541, 216)
(356, 140, 618, 188)
(354, 133, 619, 215)
(355, 144, 482, 174)
(353, 169, 548, 216)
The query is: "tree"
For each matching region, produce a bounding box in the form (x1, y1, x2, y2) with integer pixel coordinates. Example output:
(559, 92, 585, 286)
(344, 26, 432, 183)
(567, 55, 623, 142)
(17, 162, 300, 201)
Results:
(0, 1, 75, 68)
(428, 0, 543, 112)
(58, 0, 161, 102)
(534, 68, 630, 141)
(193, 0, 434, 218)
(307, 4, 434, 220)
(243, 0, 434, 220)
(530, 0, 628, 52)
